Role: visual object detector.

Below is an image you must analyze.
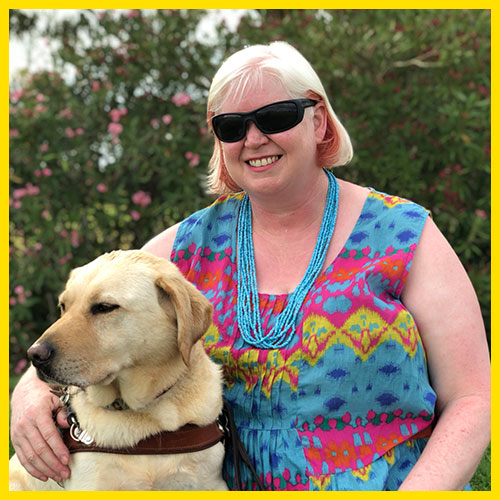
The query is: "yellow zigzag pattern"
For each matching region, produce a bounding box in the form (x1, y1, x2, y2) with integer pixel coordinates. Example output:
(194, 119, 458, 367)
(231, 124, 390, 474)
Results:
(203, 307, 422, 398)
(301, 307, 422, 364)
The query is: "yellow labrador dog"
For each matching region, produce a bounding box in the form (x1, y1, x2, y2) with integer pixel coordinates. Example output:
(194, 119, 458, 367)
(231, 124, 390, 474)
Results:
(9, 250, 227, 491)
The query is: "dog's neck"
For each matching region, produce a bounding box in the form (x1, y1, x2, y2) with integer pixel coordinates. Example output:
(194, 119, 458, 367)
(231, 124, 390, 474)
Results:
(85, 355, 188, 412)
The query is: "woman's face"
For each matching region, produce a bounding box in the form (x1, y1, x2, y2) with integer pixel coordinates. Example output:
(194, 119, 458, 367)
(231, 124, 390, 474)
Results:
(218, 81, 327, 200)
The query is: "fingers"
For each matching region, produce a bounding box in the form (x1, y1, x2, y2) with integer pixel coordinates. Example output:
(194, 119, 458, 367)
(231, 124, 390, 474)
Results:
(55, 406, 70, 428)
(10, 369, 71, 482)
(15, 446, 48, 482)
(39, 408, 71, 468)
(13, 409, 71, 483)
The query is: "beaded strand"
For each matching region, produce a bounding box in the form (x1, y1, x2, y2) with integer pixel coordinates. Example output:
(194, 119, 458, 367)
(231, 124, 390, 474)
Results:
(236, 169, 339, 349)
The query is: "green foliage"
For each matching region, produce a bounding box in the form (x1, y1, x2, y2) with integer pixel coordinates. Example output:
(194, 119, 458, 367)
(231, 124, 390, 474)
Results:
(469, 443, 491, 491)
(9, 9, 490, 373)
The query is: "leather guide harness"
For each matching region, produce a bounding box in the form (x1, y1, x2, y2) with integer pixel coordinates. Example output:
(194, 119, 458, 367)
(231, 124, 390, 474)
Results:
(54, 387, 265, 490)
(61, 422, 224, 455)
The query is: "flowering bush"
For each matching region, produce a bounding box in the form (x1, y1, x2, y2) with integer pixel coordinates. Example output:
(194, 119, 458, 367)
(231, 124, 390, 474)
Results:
(9, 9, 490, 372)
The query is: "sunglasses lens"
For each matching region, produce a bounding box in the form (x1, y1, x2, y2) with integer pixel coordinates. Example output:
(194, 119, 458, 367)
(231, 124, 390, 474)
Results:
(213, 114, 245, 142)
(256, 102, 299, 133)
(212, 99, 315, 142)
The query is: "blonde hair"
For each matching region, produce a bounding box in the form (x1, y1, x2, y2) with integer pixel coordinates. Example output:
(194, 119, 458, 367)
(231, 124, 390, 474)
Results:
(206, 41, 353, 195)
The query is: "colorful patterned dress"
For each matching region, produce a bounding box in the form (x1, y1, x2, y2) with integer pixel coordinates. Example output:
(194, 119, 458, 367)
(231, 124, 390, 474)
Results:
(171, 187, 436, 491)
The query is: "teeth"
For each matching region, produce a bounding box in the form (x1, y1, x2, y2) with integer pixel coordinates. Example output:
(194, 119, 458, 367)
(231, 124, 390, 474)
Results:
(248, 156, 279, 167)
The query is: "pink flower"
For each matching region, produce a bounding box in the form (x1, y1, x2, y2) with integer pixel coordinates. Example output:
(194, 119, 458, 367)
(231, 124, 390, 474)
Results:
(171, 92, 191, 106)
(187, 153, 200, 167)
(41, 209, 50, 220)
(150, 118, 160, 128)
(162, 114, 172, 125)
(109, 108, 128, 122)
(132, 190, 152, 207)
(200, 127, 207, 135)
(130, 210, 141, 220)
(26, 183, 40, 195)
(92, 81, 100, 91)
(108, 122, 123, 138)
(34, 242, 42, 251)
(9, 129, 19, 139)
(75, 128, 84, 136)
(10, 89, 23, 102)
(475, 209, 488, 220)
(42, 167, 52, 177)
(14, 285, 24, 295)
(109, 109, 122, 122)
(59, 253, 73, 265)
(97, 183, 108, 193)
(13, 188, 27, 199)
(36, 93, 45, 102)
(65, 127, 75, 138)
(70, 230, 80, 248)
(9, 297, 16, 306)
(60, 229, 68, 238)
(60, 108, 73, 119)
(14, 359, 28, 375)
(126, 9, 140, 18)
(40, 143, 49, 152)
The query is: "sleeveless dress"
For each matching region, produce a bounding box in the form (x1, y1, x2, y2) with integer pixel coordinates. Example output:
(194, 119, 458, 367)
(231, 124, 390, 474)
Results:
(171, 188, 436, 491)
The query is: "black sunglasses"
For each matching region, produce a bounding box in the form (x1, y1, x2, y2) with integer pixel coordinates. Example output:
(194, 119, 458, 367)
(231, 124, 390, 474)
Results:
(211, 98, 318, 143)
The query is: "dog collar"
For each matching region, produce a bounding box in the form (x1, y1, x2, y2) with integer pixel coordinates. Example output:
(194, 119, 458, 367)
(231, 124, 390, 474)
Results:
(105, 386, 173, 411)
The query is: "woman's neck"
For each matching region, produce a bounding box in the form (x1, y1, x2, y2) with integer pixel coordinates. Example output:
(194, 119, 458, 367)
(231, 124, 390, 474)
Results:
(248, 170, 329, 237)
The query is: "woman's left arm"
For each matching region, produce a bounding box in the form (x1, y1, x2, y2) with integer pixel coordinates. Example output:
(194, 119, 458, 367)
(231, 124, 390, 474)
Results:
(398, 217, 490, 491)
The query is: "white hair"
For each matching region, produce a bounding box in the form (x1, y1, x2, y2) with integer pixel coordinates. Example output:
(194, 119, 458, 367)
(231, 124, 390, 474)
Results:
(206, 42, 353, 195)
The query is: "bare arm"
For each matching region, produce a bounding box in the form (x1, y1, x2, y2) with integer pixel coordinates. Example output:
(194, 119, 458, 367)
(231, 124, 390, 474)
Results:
(10, 366, 71, 482)
(398, 218, 490, 490)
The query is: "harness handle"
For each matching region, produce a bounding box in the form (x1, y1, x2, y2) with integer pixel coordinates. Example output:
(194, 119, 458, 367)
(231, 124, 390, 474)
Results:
(219, 400, 265, 491)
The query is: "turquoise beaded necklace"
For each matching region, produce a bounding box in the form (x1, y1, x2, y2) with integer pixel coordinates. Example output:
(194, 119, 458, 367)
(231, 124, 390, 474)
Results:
(236, 169, 339, 349)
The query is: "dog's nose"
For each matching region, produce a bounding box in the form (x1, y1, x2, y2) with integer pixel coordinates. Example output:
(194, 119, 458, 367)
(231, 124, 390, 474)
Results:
(27, 341, 56, 367)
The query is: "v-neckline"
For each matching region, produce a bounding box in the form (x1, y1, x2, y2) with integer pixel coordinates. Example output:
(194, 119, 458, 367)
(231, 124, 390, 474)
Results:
(232, 188, 377, 299)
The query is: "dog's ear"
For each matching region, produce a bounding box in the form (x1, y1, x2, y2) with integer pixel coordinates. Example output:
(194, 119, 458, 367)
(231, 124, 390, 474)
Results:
(155, 273, 213, 366)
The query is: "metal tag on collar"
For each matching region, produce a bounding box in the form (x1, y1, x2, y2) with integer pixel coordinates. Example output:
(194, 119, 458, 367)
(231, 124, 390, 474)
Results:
(68, 414, 94, 445)
(58, 386, 71, 406)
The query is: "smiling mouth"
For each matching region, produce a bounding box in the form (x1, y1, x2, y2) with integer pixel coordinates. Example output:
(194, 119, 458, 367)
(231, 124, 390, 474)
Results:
(247, 155, 281, 167)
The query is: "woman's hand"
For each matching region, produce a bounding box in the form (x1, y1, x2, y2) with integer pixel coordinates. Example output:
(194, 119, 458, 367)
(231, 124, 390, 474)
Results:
(10, 366, 71, 483)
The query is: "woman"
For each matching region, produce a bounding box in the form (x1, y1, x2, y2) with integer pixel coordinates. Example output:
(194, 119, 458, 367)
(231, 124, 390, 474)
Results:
(11, 42, 490, 490)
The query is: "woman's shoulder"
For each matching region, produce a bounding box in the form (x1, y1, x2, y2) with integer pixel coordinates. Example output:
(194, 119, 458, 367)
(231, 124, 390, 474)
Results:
(141, 192, 244, 261)
(339, 178, 429, 221)
(141, 222, 181, 260)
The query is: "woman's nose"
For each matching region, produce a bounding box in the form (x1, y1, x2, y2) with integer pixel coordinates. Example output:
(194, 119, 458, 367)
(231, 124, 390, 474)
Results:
(244, 121, 269, 147)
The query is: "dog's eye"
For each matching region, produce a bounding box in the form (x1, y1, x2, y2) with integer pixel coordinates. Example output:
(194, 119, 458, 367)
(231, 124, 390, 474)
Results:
(59, 302, 65, 313)
(91, 303, 120, 315)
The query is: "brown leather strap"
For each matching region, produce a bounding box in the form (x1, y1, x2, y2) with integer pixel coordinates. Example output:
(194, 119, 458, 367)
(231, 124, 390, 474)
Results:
(62, 422, 224, 455)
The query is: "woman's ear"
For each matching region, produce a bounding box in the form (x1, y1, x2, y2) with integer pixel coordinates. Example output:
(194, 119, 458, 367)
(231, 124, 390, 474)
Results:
(313, 102, 328, 144)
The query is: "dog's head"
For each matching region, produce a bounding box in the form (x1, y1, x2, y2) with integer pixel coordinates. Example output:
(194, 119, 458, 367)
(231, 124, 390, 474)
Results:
(27, 250, 213, 388)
